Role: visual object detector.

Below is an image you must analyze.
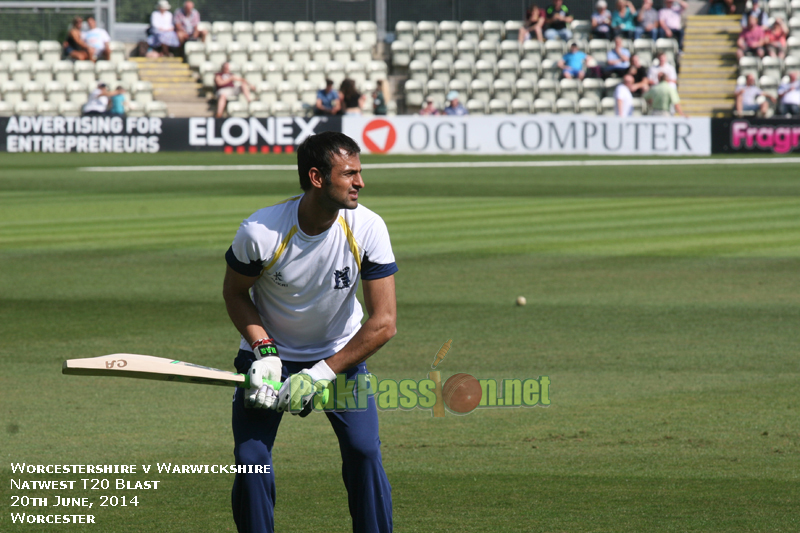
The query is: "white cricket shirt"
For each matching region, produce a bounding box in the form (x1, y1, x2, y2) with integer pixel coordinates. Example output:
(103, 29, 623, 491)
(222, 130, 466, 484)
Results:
(226, 195, 398, 362)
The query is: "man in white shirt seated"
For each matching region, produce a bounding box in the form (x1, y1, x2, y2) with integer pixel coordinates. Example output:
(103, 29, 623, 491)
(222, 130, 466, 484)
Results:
(615, 74, 635, 116)
(734, 73, 774, 116)
(82, 83, 111, 116)
(647, 52, 677, 88)
(778, 72, 800, 116)
(82, 16, 110, 61)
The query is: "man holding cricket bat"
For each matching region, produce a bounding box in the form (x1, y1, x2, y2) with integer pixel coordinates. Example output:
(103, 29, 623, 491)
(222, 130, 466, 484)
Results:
(222, 132, 397, 533)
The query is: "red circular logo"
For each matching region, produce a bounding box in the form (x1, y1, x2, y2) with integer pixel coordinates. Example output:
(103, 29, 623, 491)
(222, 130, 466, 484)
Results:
(362, 119, 397, 154)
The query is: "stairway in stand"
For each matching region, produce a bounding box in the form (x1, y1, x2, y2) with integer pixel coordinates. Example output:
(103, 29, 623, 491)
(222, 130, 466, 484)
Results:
(679, 14, 740, 117)
(130, 57, 209, 117)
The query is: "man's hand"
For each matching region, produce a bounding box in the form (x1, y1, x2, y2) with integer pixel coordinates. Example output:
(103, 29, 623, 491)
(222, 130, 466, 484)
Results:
(276, 360, 335, 417)
(246, 356, 282, 409)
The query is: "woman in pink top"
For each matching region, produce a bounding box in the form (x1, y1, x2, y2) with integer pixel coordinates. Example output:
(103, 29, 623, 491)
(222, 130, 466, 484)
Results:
(765, 18, 788, 59)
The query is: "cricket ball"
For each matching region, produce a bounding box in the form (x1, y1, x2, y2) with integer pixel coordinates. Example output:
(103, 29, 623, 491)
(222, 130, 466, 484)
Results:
(443, 373, 482, 414)
(516, 296, 527, 306)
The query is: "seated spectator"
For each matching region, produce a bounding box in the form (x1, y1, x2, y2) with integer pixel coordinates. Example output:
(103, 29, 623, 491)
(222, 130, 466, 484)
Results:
(174, 1, 208, 45)
(734, 73, 773, 116)
(544, 0, 573, 41)
(765, 18, 788, 59)
(373, 80, 389, 115)
(615, 74, 635, 115)
(611, 0, 637, 39)
(559, 42, 587, 79)
(109, 86, 127, 116)
(627, 54, 650, 95)
(64, 17, 92, 61)
(740, 0, 768, 28)
(648, 52, 677, 86)
(82, 83, 111, 116)
(339, 78, 365, 115)
(148, 0, 181, 56)
(737, 15, 766, 59)
(644, 72, 687, 116)
(658, 0, 687, 51)
(777, 72, 799, 116)
(591, 1, 613, 41)
(83, 16, 110, 61)
(606, 36, 631, 75)
(315, 79, 341, 115)
(519, 4, 546, 42)
(709, 0, 735, 15)
(635, 0, 660, 40)
(419, 97, 441, 115)
(444, 91, 468, 115)
(214, 62, 254, 118)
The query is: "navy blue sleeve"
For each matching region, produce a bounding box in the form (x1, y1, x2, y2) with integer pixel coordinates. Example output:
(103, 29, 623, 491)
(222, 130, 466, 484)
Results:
(226, 246, 263, 277)
(361, 253, 398, 281)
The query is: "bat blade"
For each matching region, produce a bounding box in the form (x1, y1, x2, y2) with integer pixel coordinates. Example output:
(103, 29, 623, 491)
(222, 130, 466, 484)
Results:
(62, 354, 248, 387)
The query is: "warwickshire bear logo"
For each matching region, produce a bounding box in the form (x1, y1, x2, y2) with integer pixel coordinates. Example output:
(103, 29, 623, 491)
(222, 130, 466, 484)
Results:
(333, 267, 351, 289)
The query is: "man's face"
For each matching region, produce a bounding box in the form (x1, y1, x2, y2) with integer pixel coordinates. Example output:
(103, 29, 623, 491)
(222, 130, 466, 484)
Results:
(321, 151, 363, 210)
(790, 72, 798, 82)
(222, 63, 230, 73)
(185, 1, 193, 13)
(748, 16, 757, 28)
(746, 74, 755, 86)
(87, 17, 96, 29)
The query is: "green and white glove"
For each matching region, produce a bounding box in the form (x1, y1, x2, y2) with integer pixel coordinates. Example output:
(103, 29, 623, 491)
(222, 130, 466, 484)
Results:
(276, 360, 335, 417)
(245, 339, 283, 409)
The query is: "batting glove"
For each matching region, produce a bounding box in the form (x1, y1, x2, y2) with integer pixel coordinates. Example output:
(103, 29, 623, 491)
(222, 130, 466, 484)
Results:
(245, 339, 283, 409)
(276, 360, 335, 417)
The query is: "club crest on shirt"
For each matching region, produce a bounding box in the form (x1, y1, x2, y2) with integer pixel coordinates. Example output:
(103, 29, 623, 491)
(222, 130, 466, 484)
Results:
(333, 267, 351, 290)
(270, 271, 288, 287)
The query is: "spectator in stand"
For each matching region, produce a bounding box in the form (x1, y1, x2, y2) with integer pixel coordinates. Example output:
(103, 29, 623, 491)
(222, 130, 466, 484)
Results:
(214, 62, 254, 118)
(83, 16, 110, 61)
(615, 74, 635, 115)
(741, 0, 768, 28)
(591, 1, 613, 41)
(419, 97, 440, 115)
(635, 0, 660, 40)
(734, 73, 773, 116)
(709, 0, 735, 15)
(648, 51, 677, 86)
(778, 72, 800, 116)
(339, 78, 365, 115)
(373, 80, 389, 115)
(658, 0, 687, 51)
(544, 0, 573, 41)
(627, 54, 650, 95)
(82, 83, 111, 116)
(765, 18, 788, 59)
(737, 15, 766, 59)
(612, 0, 637, 39)
(174, 1, 208, 45)
(148, 0, 181, 56)
(314, 79, 341, 116)
(64, 17, 92, 61)
(109, 86, 127, 117)
(444, 91, 468, 115)
(644, 72, 687, 116)
(519, 5, 546, 42)
(606, 36, 631, 75)
(559, 42, 587, 79)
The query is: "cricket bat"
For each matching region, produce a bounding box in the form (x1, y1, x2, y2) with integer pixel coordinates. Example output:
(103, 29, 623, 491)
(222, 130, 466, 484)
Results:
(62, 353, 280, 390)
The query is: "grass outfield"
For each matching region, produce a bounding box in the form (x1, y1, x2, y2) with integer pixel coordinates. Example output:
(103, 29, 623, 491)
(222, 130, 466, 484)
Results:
(1, 152, 799, 532)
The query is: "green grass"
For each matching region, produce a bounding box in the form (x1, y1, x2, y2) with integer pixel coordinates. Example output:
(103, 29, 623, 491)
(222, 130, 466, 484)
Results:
(1, 152, 799, 532)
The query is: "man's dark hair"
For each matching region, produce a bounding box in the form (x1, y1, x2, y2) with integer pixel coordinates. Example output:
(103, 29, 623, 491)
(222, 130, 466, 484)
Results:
(297, 132, 361, 191)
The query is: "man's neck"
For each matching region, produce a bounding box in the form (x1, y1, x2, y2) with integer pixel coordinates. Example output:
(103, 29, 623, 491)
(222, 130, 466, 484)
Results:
(297, 193, 339, 236)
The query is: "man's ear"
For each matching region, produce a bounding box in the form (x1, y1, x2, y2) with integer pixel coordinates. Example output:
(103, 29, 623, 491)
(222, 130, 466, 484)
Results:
(308, 167, 325, 189)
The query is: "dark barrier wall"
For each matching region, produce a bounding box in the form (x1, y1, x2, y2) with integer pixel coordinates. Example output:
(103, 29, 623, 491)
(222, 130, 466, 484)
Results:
(711, 118, 800, 155)
(1, 116, 341, 153)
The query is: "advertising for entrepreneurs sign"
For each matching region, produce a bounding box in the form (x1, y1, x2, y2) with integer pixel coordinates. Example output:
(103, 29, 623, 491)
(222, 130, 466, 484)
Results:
(343, 115, 712, 156)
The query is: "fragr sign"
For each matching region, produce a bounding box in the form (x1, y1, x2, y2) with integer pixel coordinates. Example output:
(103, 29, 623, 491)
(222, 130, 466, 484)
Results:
(711, 118, 800, 154)
(344, 115, 711, 156)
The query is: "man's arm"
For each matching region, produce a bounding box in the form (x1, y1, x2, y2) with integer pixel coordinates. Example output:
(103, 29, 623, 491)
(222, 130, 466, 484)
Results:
(222, 265, 270, 346)
(323, 275, 397, 374)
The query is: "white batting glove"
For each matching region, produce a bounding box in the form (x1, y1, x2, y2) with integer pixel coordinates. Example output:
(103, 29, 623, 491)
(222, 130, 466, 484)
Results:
(245, 356, 282, 409)
(276, 360, 335, 417)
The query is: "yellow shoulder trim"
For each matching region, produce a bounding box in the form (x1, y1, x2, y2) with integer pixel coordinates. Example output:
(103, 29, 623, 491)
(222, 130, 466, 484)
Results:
(337, 216, 361, 272)
(262, 225, 298, 274)
(272, 195, 302, 206)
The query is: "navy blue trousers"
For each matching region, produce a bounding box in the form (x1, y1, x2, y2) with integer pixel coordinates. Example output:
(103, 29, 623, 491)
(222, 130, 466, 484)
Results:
(231, 350, 393, 533)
